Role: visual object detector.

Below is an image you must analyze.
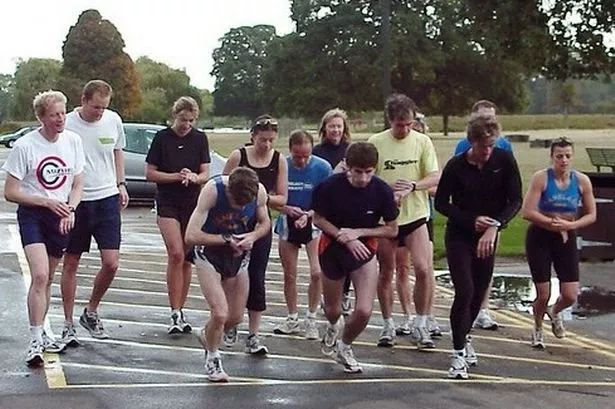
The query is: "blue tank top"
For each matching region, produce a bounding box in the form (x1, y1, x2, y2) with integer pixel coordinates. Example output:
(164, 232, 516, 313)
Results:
(201, 176, 257, 235)
(538, 168, 581, 214)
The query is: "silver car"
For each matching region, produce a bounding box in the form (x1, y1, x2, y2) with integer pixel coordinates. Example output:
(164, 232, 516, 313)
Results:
(123, 123, 226, 202)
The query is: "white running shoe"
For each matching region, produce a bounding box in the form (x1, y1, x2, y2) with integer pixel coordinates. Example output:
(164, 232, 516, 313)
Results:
(549, 307, 566, 338)
(473, 309, 499, 330)
(304, 317, 319, 340)
(321, 322, 339, 356)
(274, 317, 300, 335)
(531, 328, 545, 349)
(377, 320, 396, 347)
(448, 353, 469, 379)
(335, 341, 363, 373)
(205, 353, 229, 383)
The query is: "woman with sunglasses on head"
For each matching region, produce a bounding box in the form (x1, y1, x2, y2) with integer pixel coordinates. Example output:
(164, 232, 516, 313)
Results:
(222, 114, 288, 355)
(521, 138, 596, 348)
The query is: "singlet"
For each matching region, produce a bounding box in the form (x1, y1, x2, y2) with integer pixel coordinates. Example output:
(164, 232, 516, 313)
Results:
(538, 168, 581, 214)
(201, 176, 257, 235)
(239, 147, 279, 193)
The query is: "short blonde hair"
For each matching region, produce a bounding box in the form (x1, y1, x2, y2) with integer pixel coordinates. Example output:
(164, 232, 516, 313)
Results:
(172, 96, 199, 117)
(33, 90, 67, 119)
(82, 79, 112, 101)
(318, 108, 351, 144)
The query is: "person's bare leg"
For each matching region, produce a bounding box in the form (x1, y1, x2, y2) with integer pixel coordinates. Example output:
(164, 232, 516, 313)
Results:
(305, 238, 322, 314)
(87, 249, 119, 312)
(342, 258, 378, 344)
(61, 253, 81, 322)
(158, 218, 186, 310)
(279, 239, 299, 315)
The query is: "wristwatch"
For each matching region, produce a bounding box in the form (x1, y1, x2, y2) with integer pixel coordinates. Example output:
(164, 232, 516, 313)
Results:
(222, 233, 233, 244)
(68, 205, 76, 213)
(409, 182, 417, 192)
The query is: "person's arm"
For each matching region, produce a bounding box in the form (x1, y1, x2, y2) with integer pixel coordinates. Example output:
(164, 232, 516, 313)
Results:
(222, 150, 241, 175)
(521, 170, 554, 229)
(434, 159, 477, 231)
(114, 148, 129, 209)
(571, 172, 596, 229)
(184, 181, 227, 247)
(145, 163, 183, 184)
(189, 134, 211, 185)
(494, 153, 522, 227)
(59, 172, 84, 234)
(233, 185, 272, 252)
(268, 153, 288, 208)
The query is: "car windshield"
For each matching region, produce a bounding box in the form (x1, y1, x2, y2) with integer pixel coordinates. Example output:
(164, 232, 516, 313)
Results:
(124, 126, 159, 154)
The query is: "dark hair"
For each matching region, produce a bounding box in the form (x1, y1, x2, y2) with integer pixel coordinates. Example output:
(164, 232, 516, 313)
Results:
(345, 142, 379, 169)
(82, 79, 112, 101)
(471, 99, 497, 114)
(228, 167, 260, 206)
(467, 114, 501, 143)
(250, 114, 278, 134)
(288, 129, 313, 149)
(385, 93, 417, 121)
(550, 137, 574, 155)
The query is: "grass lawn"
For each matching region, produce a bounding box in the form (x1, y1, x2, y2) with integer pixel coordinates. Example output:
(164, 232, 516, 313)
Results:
(207, 128, 615, 262)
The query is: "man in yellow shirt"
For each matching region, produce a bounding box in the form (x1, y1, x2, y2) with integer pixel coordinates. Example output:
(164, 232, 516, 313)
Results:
(368, 93, 440, 349)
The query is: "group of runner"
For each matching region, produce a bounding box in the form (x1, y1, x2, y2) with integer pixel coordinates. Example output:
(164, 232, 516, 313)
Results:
(2, 83, 596, 382)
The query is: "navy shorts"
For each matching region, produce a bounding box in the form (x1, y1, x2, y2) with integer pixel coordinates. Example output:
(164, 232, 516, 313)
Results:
(319, 235, 378, 280)
(17, 206, 69, 259)
(67, 194, 121, 254)
(396, 218, 428, 247)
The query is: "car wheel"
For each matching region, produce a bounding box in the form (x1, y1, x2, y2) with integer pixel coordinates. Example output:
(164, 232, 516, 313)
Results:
(7, 140, 14, 148)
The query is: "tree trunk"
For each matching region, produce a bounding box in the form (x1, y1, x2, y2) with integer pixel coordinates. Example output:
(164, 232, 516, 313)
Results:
(443, 114, 449, 136)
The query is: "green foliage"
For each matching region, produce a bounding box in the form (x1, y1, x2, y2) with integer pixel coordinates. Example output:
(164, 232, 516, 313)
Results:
(58, 9, 141, 119)
(135, 56, 205, 124)
(211, 25, 278, 117)
(0, 74, 13, 123)
(9, 58, 61, 120)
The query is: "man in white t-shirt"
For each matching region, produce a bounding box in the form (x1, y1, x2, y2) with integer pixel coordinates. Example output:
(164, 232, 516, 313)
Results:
(60, 80, 129, 344)
(2, 90, 85, 366)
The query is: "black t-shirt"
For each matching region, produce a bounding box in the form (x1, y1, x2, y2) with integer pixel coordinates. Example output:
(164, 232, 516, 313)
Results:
(311, 173, 399, 232)
(312, 142, 348, 168)
(145, 127, 211, 205)
(238, 147, 279, 193)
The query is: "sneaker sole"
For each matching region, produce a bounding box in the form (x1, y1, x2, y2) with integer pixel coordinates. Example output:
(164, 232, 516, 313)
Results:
(79, 320, 109, 339)
(448, 371, 469, 380)
(531, 343, 545, 349)
(168, 326, 182, 335)
(207, 374, 230, 383)
(377, 339, 395, 347)
(64, 338, 81, 348)
(182, 325, 193, 334)
(273, 328, 300, 335)
(44, 345, 68, 354)
(245, 348, 268, 356)
(395, 329, 411, 336)
(321, 346, 336, 357)
(342, 365, 363, 374)
(26, 355, 44, 367)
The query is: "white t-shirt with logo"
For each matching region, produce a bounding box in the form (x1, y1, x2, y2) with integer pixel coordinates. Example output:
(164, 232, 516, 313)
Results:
(2, 129, 85, 202)
(65, 109, 125, 201)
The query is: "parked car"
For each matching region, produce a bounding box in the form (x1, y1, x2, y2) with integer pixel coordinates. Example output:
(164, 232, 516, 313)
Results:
(123, 123, 227, 202)
(0, 126, 37, 148)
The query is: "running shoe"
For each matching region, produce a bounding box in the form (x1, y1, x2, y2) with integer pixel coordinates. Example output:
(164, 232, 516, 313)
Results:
(61, 322, 81, 347)
(79, 308, 109, 339)
(377, 319, 396, 347)
(304, 317, 319, 340)
(448, 353, 469, 379)
(473, 309, 499, 330)
(335, 341, 363, 373)
(245, 334, 268, 355)
(274, 317, 300, 335)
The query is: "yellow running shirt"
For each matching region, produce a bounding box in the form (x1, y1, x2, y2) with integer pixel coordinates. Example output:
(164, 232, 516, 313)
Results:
(368, 129, 438, 225)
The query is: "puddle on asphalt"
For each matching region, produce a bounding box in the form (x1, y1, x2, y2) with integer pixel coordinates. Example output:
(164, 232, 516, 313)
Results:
(435, 273, 615, 319)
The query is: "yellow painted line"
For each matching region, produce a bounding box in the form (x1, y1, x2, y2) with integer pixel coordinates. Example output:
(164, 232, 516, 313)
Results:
(9, 225, 68, 389)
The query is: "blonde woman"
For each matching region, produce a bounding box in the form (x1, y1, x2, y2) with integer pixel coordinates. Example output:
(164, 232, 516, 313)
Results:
(2, 90, 85, 366)
(146, 96, 210, 334)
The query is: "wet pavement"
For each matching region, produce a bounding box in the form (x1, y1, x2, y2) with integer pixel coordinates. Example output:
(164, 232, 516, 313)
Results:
(1, 148, 614, 409)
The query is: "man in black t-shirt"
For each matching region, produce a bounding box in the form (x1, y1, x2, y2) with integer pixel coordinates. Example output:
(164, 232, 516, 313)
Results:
(312, 142, 398, 374)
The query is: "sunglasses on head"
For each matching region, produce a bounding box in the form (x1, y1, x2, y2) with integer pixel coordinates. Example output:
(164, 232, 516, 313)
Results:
(252, 118, 279, 131)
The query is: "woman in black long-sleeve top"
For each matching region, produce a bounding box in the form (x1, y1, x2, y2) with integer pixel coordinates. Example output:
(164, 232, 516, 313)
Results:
(434, 114, 522, 380)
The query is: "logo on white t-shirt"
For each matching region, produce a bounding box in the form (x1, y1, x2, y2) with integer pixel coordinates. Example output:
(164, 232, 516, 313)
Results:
(36, 156, 73, 190)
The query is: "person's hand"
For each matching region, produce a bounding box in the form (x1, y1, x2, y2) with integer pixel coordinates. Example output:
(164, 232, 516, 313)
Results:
(283, 205, 304, 218)
(180, 168, 197, 186)
(234, 233, 255, 252)
(477, 226, 498, 259)
(475, 216, 499, 232)
(294, 213, 309, 229)
(58, 213, 75, 235)
(333, 159, 348, 174)
(336, 228, 361, 244)
(550, 217, 574, 232)
(393, 179, 415, 192)
(46, 199, 71, 218)
(345, 239, 372, 261)
(118, 184, 130, 210)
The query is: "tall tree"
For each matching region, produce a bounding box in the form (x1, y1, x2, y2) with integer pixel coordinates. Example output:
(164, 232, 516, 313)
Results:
(9, 59, 62, 120)
(0, 74, 14, 122)
(135, 56, 203, 123)
(211, 25, 278, 117)
(57, 9, 141, 119)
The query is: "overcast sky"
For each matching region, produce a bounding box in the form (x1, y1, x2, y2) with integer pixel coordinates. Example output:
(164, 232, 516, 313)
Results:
(0, 0, 295, 90)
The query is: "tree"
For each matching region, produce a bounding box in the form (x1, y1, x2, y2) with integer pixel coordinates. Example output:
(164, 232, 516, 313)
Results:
(211, 25, 278, 117)
(0, 74, 14, 122)
(135, 56, 203, 123)
(57, 9, 140, 119)
(9, 58, 62, 120)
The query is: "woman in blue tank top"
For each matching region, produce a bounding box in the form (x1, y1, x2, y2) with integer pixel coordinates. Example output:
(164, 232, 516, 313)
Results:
(521, 137, 596, 348)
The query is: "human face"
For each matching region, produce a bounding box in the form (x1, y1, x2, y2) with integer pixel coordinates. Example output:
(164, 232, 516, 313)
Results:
(551, 146, 574, 173)
(172, 110, 197, 137)
(347, 166, 375, 188)
(469, 136, 497, 164)
(290, 142, 312, 169)
(324, 116, 344, 145)
(40, 101, 66, 135)
(252, 130, 277, 154)
(389, 113, 415, 139)
(80, 92, 110, 122)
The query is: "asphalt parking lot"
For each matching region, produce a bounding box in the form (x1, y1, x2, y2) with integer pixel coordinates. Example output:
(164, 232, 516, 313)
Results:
(1, 149, 614, 409)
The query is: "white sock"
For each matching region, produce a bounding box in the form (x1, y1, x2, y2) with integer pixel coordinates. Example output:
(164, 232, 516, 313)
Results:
(453, 349, 464, 357)
(43, 319, 54, 337)
(30, 326, 44, 344)
(206, 349, 220, 360)
(172, 309, 181, 316)
(338, 339, 350, 350)
(385, 317, 394, 326)
(414, 315, 427, 328)
(288, 312, 299, 320)
(306, 311, 317, 319)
